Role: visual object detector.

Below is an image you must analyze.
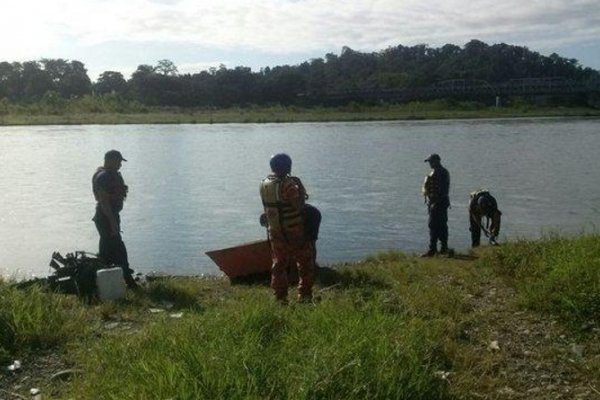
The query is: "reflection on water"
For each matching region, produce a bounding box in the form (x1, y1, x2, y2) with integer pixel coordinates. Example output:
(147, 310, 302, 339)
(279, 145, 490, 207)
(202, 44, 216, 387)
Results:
(0, 118, 599, 277)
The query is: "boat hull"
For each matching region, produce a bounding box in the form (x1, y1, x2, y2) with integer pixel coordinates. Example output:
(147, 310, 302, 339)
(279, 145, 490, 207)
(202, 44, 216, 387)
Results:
(206, 240, 272, 278)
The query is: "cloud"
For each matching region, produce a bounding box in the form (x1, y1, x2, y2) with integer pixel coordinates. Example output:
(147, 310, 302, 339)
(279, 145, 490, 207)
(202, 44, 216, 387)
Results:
(135, 0, 599, 51)
(1, 0, 599, 63)
(178, 61, 228, 74)
(0, 1, 60, 58)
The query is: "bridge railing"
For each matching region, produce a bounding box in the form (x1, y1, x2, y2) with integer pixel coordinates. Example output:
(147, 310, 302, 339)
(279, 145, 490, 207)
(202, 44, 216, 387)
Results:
(314, 77, 599, 102)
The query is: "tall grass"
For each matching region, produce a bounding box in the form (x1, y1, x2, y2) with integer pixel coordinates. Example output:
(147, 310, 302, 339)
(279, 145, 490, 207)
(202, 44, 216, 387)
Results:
(69, 293, 450, 399)
(62, 254, 463, 399)
(483, 234, 600, 324)
(3, 235, 599, 398)
(1, 96, 599, 125)
(0, 284, 89, 363)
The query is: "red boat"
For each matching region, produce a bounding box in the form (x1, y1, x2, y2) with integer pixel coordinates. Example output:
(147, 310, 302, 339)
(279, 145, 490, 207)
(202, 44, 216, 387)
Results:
(206, 240, 272, 278)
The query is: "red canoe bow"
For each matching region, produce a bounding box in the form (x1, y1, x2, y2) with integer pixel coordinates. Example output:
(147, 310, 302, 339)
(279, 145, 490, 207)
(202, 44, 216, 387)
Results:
(206, 240, 272, 278)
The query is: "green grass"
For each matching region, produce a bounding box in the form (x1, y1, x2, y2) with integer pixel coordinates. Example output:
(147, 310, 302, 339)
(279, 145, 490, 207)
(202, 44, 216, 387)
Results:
(0, 101, 598, 125)
(69, 299, 448, 399)
(483, 234, 600, 324)
(0, 285, 90, 364)
(2, 234, 600, 398)
(66, 257, 463, 399)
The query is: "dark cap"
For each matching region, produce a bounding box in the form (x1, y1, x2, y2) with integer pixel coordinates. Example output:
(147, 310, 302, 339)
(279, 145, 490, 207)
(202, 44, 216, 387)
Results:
(104, 149, 127, 162)
(424, 153, 441, 162)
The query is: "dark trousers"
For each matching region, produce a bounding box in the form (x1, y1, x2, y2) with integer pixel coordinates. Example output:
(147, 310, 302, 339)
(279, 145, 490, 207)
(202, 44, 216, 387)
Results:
(428, 201, 449, 252)
(93, 208, 136, 287)
(469, 210, 501, 247)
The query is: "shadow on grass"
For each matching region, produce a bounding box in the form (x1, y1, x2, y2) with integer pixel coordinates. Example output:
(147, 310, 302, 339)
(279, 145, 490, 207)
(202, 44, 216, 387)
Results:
(144, 279, 204, 310)
(450, 253, 479, 261)
(228, 271, 270, 286)
(317, 266, 391, 290)
(228, 265, 390, 291)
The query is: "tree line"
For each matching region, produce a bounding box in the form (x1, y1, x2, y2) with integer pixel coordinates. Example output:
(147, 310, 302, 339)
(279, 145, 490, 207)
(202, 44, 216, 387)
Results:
(1, 40, 599, 109)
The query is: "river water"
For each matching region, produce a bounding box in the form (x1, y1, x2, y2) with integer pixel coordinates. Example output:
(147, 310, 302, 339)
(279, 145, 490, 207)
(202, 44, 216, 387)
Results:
(1, 118, 599, 278)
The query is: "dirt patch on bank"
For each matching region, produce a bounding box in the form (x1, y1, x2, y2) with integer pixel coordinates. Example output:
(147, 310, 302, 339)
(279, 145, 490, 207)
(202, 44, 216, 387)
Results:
(0, 350, 73, 399)
(452, 276, 600, 399)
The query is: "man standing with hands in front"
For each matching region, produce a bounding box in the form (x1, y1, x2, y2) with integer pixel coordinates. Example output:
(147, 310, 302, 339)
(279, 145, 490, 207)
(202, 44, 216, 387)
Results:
(92, 149, 137, 288)
(421, 153, 451, 257)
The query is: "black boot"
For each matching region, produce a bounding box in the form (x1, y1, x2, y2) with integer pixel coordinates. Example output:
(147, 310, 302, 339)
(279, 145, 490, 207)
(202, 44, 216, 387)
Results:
(439, 244, 455, 257)
(420, 249, 436, 257)
(122, 268, 139, 289)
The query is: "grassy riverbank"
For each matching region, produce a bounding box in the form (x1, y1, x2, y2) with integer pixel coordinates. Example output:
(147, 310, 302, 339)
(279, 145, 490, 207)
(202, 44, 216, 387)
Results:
(1, 101, 599, 125)
(1, 235, 600, 399)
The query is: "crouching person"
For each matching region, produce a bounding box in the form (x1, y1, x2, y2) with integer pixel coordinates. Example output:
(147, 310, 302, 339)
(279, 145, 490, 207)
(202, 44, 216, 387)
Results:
(469, 190, 502, 247)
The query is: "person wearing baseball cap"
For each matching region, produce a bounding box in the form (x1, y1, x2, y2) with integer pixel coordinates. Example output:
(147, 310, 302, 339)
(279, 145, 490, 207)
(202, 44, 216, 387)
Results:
(104, 149, 127, 162)
(92, 149, 137, 288)
(421, 153, 451, 257)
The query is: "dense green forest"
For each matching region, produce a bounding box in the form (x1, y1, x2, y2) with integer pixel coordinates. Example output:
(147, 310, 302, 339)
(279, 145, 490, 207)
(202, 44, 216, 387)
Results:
(1, 39, 599, 110)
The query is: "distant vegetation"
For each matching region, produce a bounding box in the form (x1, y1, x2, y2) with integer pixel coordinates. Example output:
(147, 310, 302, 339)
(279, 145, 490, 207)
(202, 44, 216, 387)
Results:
(1, 101, 599, 126)
(0, 39, 599, 116)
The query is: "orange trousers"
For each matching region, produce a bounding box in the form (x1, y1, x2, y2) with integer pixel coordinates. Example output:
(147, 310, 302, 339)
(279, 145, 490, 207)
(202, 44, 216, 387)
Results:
(270, 239, 314, 301)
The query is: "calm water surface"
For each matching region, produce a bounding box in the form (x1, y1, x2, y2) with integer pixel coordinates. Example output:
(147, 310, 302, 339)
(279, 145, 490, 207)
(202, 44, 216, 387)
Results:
(1, 118, 599, 277)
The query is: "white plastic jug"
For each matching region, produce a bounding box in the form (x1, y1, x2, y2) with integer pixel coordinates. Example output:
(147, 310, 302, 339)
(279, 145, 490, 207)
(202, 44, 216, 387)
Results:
(96, 267, 126, 301)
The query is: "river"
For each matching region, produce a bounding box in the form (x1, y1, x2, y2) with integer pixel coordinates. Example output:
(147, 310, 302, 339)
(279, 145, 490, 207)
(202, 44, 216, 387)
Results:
(1, 117, 599, 278)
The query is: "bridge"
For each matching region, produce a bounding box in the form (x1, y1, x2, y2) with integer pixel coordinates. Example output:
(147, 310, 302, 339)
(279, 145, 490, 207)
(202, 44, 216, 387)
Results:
(318, 77, 600, 103)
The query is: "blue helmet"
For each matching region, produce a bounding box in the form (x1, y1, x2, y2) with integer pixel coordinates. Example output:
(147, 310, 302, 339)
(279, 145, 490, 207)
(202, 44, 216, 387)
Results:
(270, 153, 292, 175)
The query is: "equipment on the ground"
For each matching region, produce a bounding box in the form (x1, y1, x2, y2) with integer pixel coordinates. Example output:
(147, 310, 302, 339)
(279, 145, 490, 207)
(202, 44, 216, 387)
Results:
(96, 267, 127, 300)
(14, 251, 130, 300)
(47, 251, 106, 299)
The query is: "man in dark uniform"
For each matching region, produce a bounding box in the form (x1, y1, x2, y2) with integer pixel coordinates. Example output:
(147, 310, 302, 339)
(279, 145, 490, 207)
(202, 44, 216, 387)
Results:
(92, 150, 137, 288)
(421, 153, 451, 257)
(469, 190, 502, 247)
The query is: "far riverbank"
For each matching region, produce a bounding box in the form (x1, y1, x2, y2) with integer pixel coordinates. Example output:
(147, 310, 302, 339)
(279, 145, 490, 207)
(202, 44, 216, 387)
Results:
(1, 103, 599, 125)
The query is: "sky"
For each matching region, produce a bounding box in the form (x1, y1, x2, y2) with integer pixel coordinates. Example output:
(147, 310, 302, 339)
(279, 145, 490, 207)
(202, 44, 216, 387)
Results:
(1, 0, 599, 81)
